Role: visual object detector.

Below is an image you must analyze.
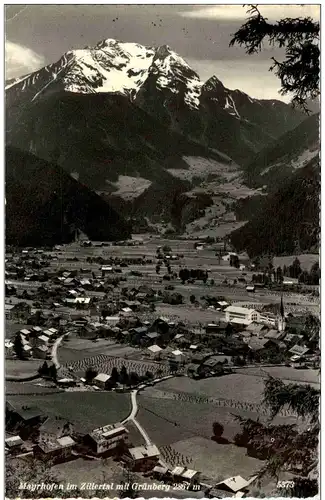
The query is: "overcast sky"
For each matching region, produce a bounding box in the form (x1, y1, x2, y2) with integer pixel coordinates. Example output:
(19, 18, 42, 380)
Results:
(5, 4, 320, 100)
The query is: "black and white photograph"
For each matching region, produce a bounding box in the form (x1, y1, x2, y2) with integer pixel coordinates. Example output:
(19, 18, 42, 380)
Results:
(4, 3, 320, 499)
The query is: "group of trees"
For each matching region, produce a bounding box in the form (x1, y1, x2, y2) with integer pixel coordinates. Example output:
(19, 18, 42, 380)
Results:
(179, 268, 208, 284)
(229, 254, 240, 268)
(38, 361, 57, 381)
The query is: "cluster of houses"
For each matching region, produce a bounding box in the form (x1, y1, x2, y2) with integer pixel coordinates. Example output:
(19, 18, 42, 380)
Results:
(5, 326, 59, 360)
(6, 400, 258, 497)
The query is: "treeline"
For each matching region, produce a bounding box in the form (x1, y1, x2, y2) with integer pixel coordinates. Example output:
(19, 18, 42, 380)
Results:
(179, 268, 209, 284)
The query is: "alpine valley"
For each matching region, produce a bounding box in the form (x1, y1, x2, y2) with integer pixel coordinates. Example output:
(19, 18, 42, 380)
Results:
(6, 38, 319, 253)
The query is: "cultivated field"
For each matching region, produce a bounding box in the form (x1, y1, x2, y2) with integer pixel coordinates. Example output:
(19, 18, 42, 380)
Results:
(60, 353, 170, 379)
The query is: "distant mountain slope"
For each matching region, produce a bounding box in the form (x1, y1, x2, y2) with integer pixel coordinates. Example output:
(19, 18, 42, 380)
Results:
(6, 38, 304, 193)
(230, 158, 320, 257)
(6, 146, 131, 246)
(244, 113, 319, 189)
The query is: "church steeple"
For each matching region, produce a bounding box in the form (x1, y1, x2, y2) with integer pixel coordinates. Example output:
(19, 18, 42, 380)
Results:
(280, 294, 284, 319)
(277, 294, 286, 332)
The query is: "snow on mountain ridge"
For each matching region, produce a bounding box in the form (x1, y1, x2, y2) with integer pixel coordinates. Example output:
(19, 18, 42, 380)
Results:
(6, 39, 206, 108)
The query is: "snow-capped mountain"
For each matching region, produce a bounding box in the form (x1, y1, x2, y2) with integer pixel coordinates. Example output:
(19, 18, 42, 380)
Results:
(6, 39, 203, 110)
(6, 38, 305, 215)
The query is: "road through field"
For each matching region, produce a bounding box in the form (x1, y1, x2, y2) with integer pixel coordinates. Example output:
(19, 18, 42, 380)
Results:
(52, 334, 68, 369)
(122, 385, 170, 469)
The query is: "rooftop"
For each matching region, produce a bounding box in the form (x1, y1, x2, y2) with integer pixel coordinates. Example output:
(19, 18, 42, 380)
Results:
(93, 373, 111, 383)
(215, 475, 250, 493)
(225, 306, 256, 315)
(148, 344, 162, 353)
(128, 444, 160, 460)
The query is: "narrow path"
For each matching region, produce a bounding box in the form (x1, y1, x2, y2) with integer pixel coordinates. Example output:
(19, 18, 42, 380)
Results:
(122, 378, 172, 468)
(122, 389, 151, 446)
(51, 334, 67, 369)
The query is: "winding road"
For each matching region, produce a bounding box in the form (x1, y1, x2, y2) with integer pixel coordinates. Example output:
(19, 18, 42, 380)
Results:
(122, 382, 171, 468)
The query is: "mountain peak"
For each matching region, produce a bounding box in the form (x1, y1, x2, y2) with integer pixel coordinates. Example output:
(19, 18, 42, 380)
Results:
(155, 44, 172, 58)
(203, 75, 225, 90)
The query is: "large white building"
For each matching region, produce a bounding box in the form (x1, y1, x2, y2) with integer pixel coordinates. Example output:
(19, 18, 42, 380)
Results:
(224, 306, 260, 326)
(87, 424, 128, 455)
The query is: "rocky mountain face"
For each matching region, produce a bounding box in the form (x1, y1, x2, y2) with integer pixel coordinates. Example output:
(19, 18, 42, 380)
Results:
(6, 39, 304, 193)
(6, 146, 131, 246)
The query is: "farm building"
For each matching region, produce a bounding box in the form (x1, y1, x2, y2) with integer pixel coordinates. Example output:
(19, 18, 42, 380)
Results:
(283, 333, 304, 345)
(206, 322, 228, 334)
(5, 303, 31, 322)
(289, 345, 309, 361)
(152, 465, 169, 479)
(172, 466, 201, 484)
(93, 373, 112, 390)
(245, 323, 268, 336)
(142, 331, 161, 346)
(85, 424, 128, 456)
(171, 349, 185, 362)
(224, 306, 260, 326)
(187, 363, 208, 379)
(6, 402, 45, 439)
(264, 329, 286, 341)
(147, 344, 163, 359)
(35, 436, 76, 463)
(247, 338, 279, 356)
(212, 475, 252, 496)
(5, 435, 24, 451)
(38, 417, 74, 441)
(124, 444, 160, 472)
(22, 344, 32, 357)
(33, 345, 49, 359)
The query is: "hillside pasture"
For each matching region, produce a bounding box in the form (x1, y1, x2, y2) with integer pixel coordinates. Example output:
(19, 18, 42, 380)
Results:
(7, 391, 130, 433)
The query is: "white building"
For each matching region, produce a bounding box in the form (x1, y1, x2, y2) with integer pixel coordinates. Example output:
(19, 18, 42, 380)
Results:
(148, 344, 163, 359)
(87, 424, 128, 455)
(224, 306, 260, 326)
(93, 373, 112, 389)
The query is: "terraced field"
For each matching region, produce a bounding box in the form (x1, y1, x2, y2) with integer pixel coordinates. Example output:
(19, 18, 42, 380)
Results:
(61, 354, 170, 379)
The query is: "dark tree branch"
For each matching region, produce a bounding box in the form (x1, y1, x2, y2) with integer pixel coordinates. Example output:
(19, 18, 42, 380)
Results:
(229, 5, 320, 110)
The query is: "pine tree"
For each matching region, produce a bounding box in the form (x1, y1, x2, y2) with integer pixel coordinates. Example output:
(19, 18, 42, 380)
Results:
(13, 334, 24, 359)
(119, 365, 128, 385)
(111, 367, 119, 385)
(49, 364, 58, 382)
(233, 376, 319, 495)
(230, 5, 320, 111)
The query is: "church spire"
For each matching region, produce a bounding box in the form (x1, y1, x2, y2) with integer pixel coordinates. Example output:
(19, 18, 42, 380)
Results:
(280, 294, 284, 318)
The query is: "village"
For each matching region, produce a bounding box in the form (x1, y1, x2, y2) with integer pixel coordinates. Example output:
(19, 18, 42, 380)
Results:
(5, 236, 320, 498)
